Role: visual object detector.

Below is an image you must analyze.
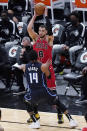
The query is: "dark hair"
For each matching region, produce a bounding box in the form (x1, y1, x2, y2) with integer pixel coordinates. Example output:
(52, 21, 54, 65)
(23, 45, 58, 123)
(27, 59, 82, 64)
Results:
(29, 50, 38, 61)
(1, 10, 8, 15)
(85, 112, 87, 122)
(70, 11, 79, 19)
(39, 25, 47, 30)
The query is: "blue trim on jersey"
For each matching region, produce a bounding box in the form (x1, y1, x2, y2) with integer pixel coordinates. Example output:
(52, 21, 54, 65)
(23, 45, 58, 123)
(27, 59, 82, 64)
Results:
(26, 84, 30, 92)
(24, 66, 32, 101)
(24, 92, 31, 101)
(42, 74, 56, 97)
(24, 84, 32, 101)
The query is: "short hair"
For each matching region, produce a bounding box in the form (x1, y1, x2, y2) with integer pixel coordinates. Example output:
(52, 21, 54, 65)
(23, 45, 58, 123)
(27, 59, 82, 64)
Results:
(1, 10, 8, 15)
(85, 112, 87, 122)
(39, 24, 47, 30)
(22, 36, 30, 42)
(29, 50, 38, 61)
(70, 11, 79, 19)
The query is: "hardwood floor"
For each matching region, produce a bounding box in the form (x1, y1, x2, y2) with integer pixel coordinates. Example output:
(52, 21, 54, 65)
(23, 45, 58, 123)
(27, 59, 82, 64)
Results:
(0, 108, 86, 131)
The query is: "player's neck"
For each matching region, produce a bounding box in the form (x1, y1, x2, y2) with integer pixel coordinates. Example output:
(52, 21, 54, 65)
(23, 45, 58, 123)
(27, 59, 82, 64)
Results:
(39, 36, 46, 40)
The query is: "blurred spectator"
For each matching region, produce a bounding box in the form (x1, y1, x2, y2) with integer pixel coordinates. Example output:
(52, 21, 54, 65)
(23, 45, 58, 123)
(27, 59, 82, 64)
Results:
(75, 67, 87, 103)
(52, 11, 85, 73)
(17, 22, 28, 39)
(0, 6, 3, 15)
(8, 0, 31, 23)
(84, 26, 87, 49)
(0, 45, 12, 92)
(0, 10, 19, 45)
(14, 36, 33, 93)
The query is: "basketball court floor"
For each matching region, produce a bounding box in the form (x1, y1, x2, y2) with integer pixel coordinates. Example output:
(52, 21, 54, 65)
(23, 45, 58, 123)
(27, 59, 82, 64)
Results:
(0, 108, 86, 131)
(0, 74, 87, 130)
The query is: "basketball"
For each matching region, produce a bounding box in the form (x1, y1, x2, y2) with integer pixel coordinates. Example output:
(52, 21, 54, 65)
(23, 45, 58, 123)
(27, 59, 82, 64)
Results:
(34, 3, 45, 16)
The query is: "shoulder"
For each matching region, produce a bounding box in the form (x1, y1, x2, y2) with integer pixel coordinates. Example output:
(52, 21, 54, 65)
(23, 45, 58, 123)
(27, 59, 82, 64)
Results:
(35, 61, 42, 68)
(9, 19, 15, 24)
(46, 35, 53, 47)
(7, 19, 13, 26)
(35, 61, 42, 70)
(80, 23, 85, 29)
(64, 22, 72, 29)
(26, 63, 30, 67)
(38, 62, 42, 68)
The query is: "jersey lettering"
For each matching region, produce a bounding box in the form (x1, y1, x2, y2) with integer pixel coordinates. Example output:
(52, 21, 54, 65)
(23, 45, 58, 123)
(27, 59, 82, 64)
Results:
(36, 43, 48, 49)
(29, 73, 38, 83)
(39, 51, 43, 58)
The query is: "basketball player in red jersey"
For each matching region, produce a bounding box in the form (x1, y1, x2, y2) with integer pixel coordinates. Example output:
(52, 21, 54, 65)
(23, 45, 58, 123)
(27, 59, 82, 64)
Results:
(28, 8, 55, 90)
(27, 7, 63, 124)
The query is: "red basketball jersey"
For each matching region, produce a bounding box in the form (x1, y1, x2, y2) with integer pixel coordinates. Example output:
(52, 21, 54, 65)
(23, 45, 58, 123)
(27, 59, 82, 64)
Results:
(33, 37, 52, 63)
(33, 37, 56, 90)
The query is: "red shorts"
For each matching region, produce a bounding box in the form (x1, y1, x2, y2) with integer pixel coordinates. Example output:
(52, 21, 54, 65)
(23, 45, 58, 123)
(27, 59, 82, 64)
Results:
(46, 65, 56, 90)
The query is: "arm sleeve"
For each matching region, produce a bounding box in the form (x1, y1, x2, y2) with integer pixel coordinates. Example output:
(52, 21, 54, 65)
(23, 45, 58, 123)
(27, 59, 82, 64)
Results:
(60, 27, 67, 44)
(45, 16, 53, 36)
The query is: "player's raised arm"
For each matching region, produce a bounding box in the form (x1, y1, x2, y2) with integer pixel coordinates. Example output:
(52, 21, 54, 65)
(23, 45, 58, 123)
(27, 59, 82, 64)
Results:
(44, 7, 54, 47)
(27, 11, 38, 41)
